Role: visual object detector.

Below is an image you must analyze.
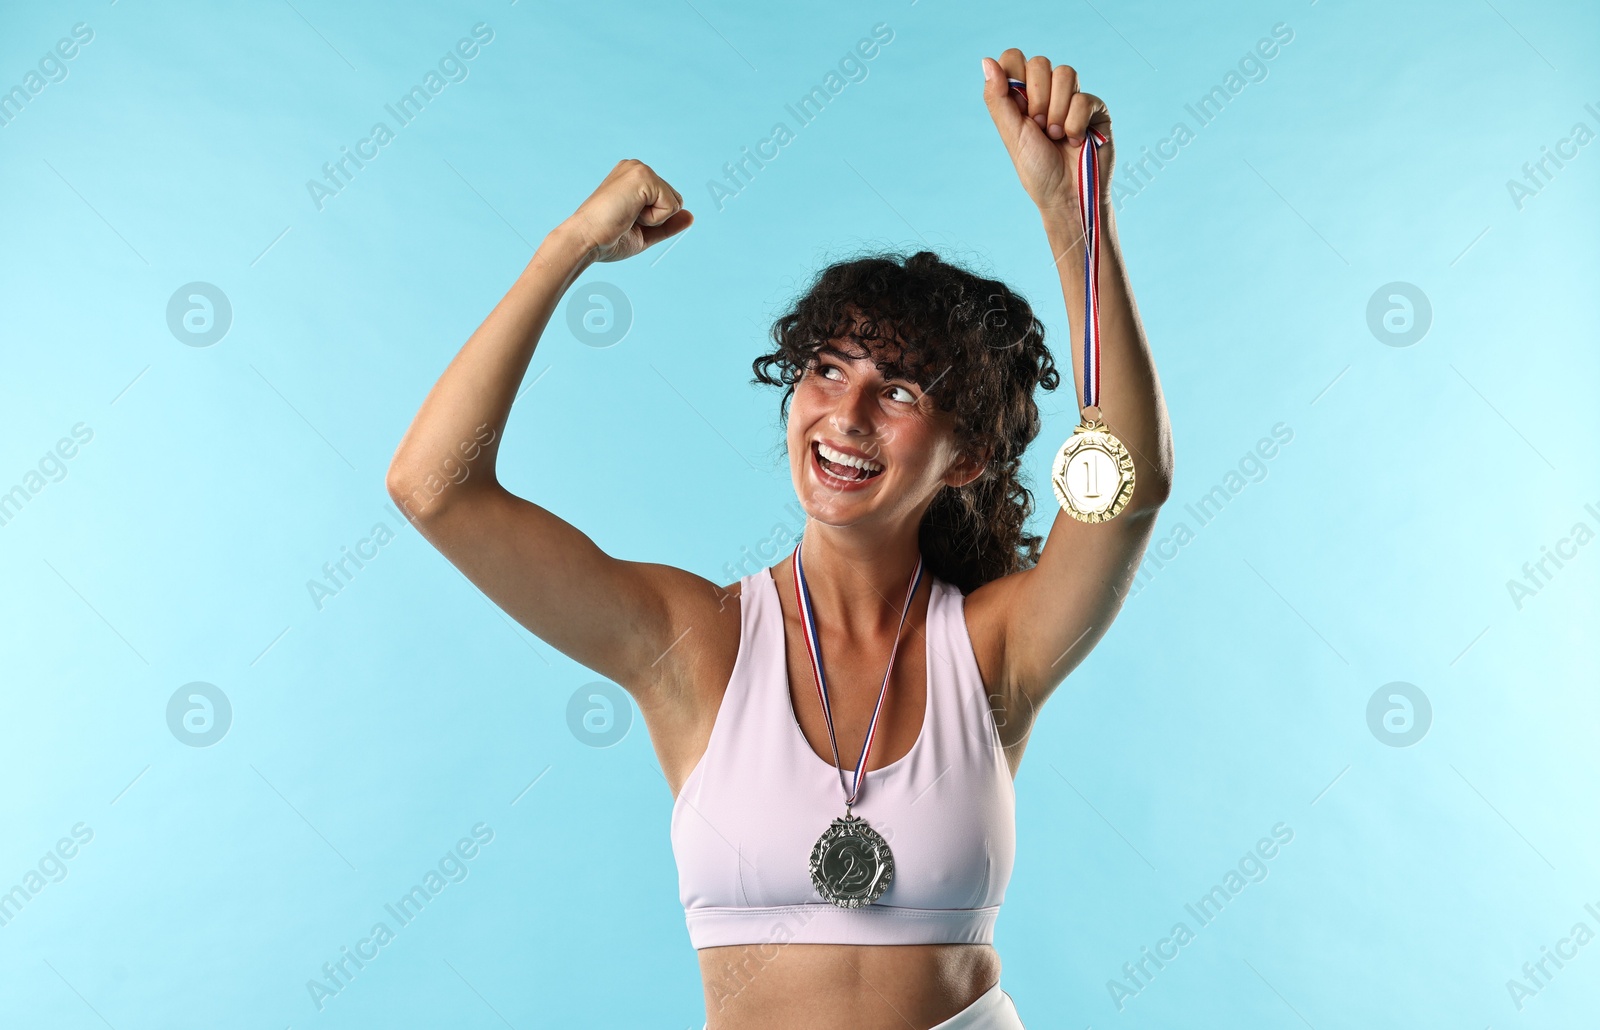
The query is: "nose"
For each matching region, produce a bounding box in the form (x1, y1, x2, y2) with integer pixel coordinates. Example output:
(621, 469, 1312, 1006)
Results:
(829, 381, 874, 436)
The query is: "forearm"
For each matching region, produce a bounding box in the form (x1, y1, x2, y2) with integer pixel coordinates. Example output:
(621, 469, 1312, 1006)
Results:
(1041, 201, 1173, 508)
(386, 222, 596, 518)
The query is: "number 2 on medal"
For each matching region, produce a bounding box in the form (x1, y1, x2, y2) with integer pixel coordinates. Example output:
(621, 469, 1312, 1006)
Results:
(839, 845, 866, 889)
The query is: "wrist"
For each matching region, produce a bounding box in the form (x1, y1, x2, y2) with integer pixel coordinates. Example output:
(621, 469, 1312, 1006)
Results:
(1040, 198, 1115, 244)
(529, 220, 599, 277)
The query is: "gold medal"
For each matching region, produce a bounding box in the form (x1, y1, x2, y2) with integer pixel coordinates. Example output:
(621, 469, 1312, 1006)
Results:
(1051, 123, 1135, 522)
(1051, 414, 1135, 523)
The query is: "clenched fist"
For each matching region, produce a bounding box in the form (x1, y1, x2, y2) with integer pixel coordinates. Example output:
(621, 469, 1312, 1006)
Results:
(980, 50, 1114, 222)
(565, 159, 693, 263)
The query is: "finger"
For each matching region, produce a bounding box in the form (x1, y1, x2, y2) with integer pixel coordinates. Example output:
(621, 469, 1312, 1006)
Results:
(1046, 65, 1077, 140)
(1063, 91, 1110, 144)
(631, 165, 681, 226)
(997, 48, 1028, 118)
(980, 56, 1025, 139)
(997, 47, 1026, 82)
(636, 177, 682, 227)
(1024, 55, 1051, 130)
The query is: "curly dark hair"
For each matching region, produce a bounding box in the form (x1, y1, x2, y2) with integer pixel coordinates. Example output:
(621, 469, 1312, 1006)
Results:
(751, 250, 1062, 594)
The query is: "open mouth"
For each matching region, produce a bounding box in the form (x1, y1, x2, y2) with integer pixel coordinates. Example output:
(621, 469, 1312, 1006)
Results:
(812, 440, 885, 485)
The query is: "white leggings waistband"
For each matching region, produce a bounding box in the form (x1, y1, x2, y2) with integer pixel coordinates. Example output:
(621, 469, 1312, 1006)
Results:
(700, 980, 1024, 1029)
(929, 980, 1025, 1030)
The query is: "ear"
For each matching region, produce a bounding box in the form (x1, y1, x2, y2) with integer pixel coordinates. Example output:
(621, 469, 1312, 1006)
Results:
(946, 443, 992, 490)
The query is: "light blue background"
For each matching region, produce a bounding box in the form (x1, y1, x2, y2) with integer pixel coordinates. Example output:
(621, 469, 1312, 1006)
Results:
(2, 0, 1597, 1027)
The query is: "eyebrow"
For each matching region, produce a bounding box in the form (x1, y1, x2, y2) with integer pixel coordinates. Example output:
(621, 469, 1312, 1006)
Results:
(814, 345, 925, 388)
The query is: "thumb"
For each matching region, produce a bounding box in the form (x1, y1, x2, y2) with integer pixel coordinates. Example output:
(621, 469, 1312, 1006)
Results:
(640, 208, 693, 248)
(980, 57, 1024, 139)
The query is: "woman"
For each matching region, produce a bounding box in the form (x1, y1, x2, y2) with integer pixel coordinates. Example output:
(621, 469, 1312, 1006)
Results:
(386, 49, 1172, 1030)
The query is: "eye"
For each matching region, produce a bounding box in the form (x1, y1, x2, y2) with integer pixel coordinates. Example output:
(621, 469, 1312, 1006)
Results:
(805, 357, 841, 382)
(888, 384, 917, 403)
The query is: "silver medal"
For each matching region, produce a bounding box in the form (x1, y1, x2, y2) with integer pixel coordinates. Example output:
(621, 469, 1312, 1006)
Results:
(809, 813, 894, 908)
(791, 540, 923, 911)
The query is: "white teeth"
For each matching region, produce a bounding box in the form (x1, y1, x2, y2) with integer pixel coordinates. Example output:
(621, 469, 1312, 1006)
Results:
(817, 441, 883, 473)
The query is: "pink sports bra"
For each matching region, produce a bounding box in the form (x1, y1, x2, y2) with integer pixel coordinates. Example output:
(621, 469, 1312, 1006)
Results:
(669, 566, 1016, 949)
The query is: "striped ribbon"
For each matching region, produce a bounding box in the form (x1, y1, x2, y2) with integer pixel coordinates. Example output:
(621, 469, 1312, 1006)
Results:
(1077, 124, 1110, 410)
(791, 540, 925, 809)
(1008, 76, 1109, 410)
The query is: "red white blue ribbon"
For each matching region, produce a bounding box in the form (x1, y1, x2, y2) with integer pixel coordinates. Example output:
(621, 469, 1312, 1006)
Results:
(1077, 124, 1109, 410)
(792, 540, 925, 809)
(1009, 76, 1109, 410)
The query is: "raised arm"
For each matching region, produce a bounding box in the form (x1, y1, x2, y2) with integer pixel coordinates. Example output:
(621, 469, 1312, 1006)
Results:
(384, 160, 707, 704)
(970, 52, 1175, 717)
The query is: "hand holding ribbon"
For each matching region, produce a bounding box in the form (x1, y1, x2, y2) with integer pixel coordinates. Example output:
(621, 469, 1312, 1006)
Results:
(979, 51, 1114, 227)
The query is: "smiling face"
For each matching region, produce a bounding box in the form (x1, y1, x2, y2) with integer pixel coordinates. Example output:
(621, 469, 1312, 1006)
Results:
(786, 325, 987, 533)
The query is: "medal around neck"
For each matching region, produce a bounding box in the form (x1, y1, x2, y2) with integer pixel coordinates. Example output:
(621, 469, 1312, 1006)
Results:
(809, 812, 895, 907)
(791, 540, 925, 909)
(1052, 122, 1136, 523)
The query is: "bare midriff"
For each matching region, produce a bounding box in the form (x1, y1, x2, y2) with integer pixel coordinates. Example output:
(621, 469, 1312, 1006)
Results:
(696, 940, 1000, 1029)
